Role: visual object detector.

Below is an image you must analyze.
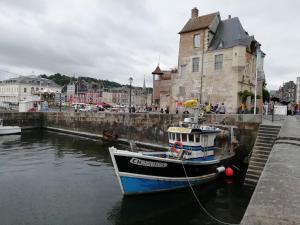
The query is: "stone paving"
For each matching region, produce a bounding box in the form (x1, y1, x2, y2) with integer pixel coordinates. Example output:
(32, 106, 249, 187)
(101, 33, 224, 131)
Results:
(241, 116, 300, 225)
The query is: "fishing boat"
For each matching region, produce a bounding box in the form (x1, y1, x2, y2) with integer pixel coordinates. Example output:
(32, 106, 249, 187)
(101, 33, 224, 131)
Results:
(109, 101, 235, 195)
(0, 119, 21, 135)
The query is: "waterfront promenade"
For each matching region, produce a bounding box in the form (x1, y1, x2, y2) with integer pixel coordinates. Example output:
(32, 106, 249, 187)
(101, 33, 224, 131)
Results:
(241, 116, 300, 225)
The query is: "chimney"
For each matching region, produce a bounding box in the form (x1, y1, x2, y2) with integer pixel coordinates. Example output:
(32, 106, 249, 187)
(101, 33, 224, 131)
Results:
(228, 15, 231, 19)
(191, 7, 198, 18)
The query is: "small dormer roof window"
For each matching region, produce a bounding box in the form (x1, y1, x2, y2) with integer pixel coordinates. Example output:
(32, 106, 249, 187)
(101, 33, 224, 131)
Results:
(218, 40, 224, 49)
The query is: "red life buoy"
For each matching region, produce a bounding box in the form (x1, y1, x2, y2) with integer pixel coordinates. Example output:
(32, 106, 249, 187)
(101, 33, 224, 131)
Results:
(172, 141, 183, 154)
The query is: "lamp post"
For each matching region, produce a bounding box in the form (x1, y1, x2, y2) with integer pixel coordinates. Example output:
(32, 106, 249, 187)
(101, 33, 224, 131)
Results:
(59, 92, 62, 112)
(129, 77, 133, 113)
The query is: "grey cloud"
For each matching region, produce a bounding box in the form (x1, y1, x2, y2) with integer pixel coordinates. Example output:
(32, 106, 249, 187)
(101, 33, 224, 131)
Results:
(0, 0, 299, 88)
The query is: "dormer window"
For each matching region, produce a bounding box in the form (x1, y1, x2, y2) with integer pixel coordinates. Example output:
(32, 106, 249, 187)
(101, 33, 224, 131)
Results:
(218, 41, 224, 49)
(193, 34, 201, 48)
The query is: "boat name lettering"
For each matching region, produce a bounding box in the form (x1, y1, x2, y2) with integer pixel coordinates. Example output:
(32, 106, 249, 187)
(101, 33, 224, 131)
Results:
(168, 127, 191, 133)
(130, 158, 167, 168)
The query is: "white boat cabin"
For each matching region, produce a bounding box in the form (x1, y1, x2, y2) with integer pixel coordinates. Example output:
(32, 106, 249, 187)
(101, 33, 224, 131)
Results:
(167, 125, 220, 160)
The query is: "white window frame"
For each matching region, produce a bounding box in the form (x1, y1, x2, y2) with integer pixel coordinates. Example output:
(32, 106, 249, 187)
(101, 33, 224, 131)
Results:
(193, 34, 201, 48)
(192, 57, 200, 72)
(215, 54, 223, 70)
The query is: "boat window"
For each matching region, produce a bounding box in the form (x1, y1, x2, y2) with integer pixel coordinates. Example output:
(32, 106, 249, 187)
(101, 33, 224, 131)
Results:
(189, 134, 194, 142)
(176, 133, 180, 141)
(195, 133, 200, 143)
(182, 134, 187, 142)
(172, 133, 174, 140)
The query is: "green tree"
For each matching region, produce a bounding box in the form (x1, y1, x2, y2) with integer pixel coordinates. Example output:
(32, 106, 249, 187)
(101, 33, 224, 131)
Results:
(238, 90, 254, 103)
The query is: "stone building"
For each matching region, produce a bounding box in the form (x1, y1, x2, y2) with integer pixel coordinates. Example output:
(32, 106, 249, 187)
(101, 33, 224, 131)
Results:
(66, 79, 102, 104)
(152, 66, 177, 110)
(281, 81, 296, 103)
(296, 77, 300, 104)
(270, 81, 297, 104)
(165, 8, 265, 113)
(111, 86, 150, 107)
(0, 75, 61, 103)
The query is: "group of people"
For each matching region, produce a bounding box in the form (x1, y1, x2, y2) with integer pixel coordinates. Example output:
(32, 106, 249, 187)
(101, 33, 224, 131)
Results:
(159, 103, 226, 114)
(160, 106, 170, 114)
(202, 102, 226, 114)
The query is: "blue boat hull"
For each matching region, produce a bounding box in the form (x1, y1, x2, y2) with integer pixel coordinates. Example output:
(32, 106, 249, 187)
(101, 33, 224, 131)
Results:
(120, 174, 217, 195)
(109, 146, 234, 195)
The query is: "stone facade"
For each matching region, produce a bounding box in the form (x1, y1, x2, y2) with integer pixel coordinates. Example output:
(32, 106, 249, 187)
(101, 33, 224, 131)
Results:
(156, 8, 265, 113)
(152, 66, 177, 110)
(281, 81, 296, 103)
(296, 77, 300, 104)
(0, 75, 62, 103)
(271, 81, 297, 103)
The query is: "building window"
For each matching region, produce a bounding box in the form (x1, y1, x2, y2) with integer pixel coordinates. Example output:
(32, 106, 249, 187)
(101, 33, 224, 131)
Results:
(180, 64, 187, 78)
(193, 34, 201, 48)
(215, 54, 223, 70)
(192, 57, 200, 72)
(24, 88, 27, 93)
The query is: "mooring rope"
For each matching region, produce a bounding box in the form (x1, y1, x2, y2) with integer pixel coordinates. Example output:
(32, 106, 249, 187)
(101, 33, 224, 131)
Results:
(181, 161, 240, 225)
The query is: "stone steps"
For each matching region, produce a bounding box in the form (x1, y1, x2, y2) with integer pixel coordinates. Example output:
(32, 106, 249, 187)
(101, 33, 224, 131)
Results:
(251, 153, 270, 159)
(252, 150, 271, 155)
(244, 177, 259, 187)
(257, 130, 279, 135)
(255, 142, 273, 147)
(250, 156, 268, 163)
(254, 146, 272, 151)
(247, 164, 264, 171)
(244, 124, 281, 188)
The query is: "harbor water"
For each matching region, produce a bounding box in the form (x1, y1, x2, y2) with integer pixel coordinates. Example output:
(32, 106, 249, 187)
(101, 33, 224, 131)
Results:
(0, 130, 253, 225)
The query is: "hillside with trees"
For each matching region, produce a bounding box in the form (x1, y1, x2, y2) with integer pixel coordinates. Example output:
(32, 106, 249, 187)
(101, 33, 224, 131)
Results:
(40, 73, 122, 88)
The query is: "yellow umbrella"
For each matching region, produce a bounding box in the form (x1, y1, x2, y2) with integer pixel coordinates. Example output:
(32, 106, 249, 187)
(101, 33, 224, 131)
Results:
(183, 99, 198, 108)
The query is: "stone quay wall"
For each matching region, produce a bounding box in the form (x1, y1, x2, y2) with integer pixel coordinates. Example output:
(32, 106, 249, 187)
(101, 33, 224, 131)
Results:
(0, 112, 43, 129)
(43, 112, 260, 154)
(1, 112, 260, 155)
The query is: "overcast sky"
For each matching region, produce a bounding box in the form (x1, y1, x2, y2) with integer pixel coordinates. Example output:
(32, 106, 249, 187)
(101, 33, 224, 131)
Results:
(0, 0, 299, 90)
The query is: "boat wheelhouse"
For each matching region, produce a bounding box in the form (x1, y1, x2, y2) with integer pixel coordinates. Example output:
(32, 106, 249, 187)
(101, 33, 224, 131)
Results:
(167, 125, 220, 161)
(109, 120, 235, 195)
(109, 100, 235, 195)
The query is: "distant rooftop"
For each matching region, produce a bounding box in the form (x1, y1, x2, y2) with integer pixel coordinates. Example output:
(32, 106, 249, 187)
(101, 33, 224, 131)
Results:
(179, 12, 218, 34)
(0, 75, 61, 87)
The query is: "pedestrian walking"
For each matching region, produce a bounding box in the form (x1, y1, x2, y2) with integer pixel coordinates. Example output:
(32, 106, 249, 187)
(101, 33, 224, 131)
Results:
(218, 103, 226, 114)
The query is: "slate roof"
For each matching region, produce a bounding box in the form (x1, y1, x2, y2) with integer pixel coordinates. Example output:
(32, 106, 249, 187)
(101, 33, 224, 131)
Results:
(0, 75, 61, 87)
(209, 17, 256, 51)
(152, 65, 163, 75)
(179, 12, 218, 34)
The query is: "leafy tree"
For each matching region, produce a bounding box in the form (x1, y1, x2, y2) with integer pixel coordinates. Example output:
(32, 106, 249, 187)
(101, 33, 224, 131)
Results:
(40, 73, 123, 89)
(238, 90, 254, 103)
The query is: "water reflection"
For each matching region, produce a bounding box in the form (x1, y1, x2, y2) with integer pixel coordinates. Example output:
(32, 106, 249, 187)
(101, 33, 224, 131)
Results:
(0, 134, 21, 145)
(108, 179, 252, 225)
(20, 129, 115, 164)
(0, 130, 252, 225)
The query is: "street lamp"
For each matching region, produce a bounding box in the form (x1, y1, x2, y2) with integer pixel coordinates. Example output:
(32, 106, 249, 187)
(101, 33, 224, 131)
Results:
(129, 77, 133, 113)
